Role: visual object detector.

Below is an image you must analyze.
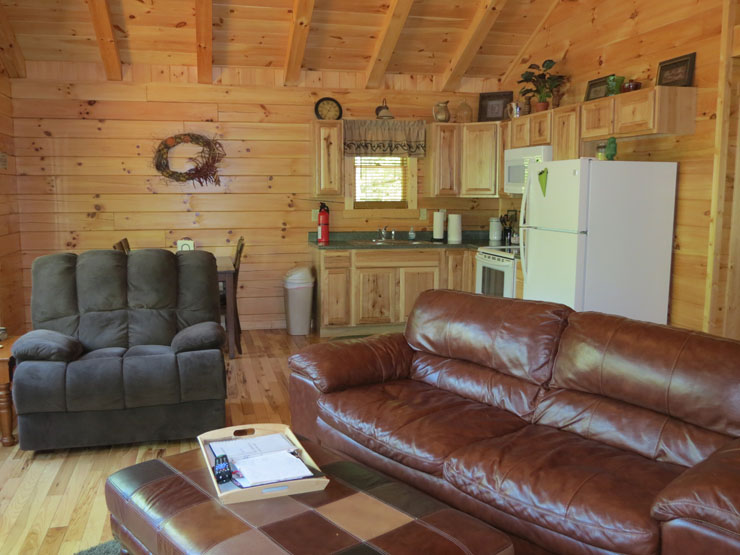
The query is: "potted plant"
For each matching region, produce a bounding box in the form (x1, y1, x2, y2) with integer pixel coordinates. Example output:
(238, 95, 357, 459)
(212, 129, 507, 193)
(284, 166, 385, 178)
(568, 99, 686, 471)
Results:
(518, 59, 566, 112)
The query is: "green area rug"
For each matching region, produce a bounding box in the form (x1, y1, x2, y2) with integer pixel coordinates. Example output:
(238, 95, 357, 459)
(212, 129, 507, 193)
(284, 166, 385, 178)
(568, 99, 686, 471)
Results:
(75, 540, 121, 555)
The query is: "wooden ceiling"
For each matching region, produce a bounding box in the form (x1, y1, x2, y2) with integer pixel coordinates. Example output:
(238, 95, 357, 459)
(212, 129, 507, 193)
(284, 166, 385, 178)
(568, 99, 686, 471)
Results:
(0, 0, 556, 89)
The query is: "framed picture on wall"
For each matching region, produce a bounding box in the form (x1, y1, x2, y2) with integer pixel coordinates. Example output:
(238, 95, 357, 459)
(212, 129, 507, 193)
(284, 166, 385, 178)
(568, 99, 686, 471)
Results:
(478, 91, 513, 121)
(584, 76, 612, 102)
(657, 53, 696, 87)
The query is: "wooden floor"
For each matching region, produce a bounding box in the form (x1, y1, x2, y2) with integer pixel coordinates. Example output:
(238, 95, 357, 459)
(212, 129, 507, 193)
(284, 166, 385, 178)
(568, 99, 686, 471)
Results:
(0, 330, 320, 555)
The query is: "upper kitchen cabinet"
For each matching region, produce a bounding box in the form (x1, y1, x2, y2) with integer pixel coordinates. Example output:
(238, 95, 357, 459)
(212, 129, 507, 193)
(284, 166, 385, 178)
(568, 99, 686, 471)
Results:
(426, 123, 461, 197)
(581, 86, 696, 140)
(510, 117, 530, 148)
(312, 121, 343, 198)
(552, 105, 581, 160)
(461, 122, 499, 197)
(529, 111, 552, 145)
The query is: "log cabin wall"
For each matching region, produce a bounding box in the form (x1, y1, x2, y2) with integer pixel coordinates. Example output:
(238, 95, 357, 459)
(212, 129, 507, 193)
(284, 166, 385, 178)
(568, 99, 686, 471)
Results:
(0, 68, 22, 334)
(11, 61, 507, 331)
(501, 0, 723, 331)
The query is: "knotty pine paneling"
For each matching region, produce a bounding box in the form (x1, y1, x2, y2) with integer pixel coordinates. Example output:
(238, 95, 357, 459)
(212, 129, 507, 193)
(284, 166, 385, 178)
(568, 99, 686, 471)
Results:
(0, 68, 22, 334)
(11, 62, 500, 331)
(500, 0, 723, 332)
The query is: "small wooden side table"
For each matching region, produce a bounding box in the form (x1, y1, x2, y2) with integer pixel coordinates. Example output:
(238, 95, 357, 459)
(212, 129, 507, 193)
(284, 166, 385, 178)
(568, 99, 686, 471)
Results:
(0, 336, 17, 447)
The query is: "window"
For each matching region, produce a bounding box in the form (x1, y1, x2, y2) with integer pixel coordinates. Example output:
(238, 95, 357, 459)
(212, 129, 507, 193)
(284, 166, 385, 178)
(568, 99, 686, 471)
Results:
(345, 156, 417, 212)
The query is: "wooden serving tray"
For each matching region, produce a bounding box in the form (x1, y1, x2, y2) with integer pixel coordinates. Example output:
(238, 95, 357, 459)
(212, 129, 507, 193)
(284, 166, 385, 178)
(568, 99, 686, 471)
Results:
(197, 423, 329, 504)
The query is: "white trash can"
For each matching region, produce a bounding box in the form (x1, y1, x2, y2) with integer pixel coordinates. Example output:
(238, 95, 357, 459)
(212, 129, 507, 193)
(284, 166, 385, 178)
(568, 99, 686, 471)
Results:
(283, 267, 315, 335)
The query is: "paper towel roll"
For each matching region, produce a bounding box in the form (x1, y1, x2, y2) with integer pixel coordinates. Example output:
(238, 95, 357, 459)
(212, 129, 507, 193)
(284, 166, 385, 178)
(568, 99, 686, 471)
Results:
(433, 211, 445, 240)
(447, 214, 462, 244)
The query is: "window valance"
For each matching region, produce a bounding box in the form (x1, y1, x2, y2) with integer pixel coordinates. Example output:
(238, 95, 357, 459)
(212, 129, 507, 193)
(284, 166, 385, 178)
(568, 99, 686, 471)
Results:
(343, 120, 426, 158)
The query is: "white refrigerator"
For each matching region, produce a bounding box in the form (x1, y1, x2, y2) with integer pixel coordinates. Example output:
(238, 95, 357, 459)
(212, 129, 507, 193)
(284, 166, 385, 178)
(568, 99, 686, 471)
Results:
(520, 158, 677, 324)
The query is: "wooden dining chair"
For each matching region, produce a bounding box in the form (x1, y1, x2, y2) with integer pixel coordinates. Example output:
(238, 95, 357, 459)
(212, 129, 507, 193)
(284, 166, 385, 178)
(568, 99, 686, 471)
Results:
(112, 238, 131, 254)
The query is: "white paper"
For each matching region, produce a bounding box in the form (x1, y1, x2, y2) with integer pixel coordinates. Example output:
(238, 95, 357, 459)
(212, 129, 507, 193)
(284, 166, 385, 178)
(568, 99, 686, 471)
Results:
(209, 433, 295, 461)
(233, 450, 313, 487)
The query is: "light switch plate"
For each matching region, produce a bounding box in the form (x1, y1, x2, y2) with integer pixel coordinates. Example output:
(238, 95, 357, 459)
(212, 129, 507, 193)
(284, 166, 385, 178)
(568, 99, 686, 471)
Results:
(419, 208, 427, 220)
(177, 239, 195, 251)
(311, 209, 319, 222)
(0, 152, 7, 170)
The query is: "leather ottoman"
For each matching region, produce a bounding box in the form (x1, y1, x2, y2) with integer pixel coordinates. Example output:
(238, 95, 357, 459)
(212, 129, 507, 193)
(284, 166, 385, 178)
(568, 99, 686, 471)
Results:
(105, 441, 513, 554)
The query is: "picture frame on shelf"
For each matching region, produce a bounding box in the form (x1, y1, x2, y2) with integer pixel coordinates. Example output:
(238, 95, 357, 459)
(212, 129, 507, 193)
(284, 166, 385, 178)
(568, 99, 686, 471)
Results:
(657, 53, 696, 87)
(478, 91, 513, 121)
(584, 75, 612, 101)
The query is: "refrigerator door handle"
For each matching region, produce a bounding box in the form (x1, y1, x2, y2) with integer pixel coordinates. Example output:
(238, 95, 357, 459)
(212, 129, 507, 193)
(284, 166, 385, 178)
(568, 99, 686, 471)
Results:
(520, 227, 527, 280)
(519, 169, 530, 280)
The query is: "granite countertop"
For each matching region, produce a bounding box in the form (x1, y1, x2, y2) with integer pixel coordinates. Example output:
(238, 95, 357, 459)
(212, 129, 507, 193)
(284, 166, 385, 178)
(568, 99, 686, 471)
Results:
(308, 230, 506, 250)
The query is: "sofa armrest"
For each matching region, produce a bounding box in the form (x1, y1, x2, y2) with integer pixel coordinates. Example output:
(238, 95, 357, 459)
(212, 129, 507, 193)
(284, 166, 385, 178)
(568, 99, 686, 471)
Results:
(171, 321, 226, 354)
(11, 329, 83, 362)
(652, 438, 740, 534)
(288, 333, 413, 393)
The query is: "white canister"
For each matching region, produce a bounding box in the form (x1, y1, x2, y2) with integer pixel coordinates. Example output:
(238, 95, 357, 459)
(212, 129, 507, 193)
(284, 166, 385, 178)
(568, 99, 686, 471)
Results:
(447, 214, 462, 244)
(433, 211, 445, 240)
(489, 217, 503, 242)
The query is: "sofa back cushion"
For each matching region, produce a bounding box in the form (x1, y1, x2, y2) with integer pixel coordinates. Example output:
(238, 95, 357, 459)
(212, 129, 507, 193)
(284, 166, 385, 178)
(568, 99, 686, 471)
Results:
(536, 312, 738, 467)
(31, 249, 220, 351)
(405, 290, 572, 419)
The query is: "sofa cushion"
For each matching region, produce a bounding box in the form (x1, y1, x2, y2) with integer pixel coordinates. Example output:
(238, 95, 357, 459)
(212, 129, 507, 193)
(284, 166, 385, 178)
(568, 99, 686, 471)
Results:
(409, 352, 542, 420)
(444, 425, 684, 555)
(79, 347, 126, 360)
(405, 291, 571, 387)
(319, 379, 528, 475)
(539, 311, 740, 466)
(67, 355, 125, 411)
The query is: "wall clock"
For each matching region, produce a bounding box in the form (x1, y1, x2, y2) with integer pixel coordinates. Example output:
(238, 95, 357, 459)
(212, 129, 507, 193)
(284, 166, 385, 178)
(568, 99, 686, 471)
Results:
(314, 97, 342, 120)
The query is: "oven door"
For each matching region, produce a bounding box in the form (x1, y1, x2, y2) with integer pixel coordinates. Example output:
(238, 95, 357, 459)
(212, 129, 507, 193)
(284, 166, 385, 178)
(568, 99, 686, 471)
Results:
(475, 254, 516, 298)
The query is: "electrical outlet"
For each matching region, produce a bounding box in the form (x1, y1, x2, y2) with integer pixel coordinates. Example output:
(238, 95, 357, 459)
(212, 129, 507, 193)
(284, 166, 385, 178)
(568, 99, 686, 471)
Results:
(176, 239, 195, 251)
(419, 208, 427, 220)
(311, 209, 319, 222)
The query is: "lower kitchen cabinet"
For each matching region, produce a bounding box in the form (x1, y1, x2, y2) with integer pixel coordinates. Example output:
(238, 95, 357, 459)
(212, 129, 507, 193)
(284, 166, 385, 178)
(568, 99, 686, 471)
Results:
(353, 267, 396, 325)
(516, 259, 523, 299)
(314, 248, 473, 336)
(400, 267, 439, 320)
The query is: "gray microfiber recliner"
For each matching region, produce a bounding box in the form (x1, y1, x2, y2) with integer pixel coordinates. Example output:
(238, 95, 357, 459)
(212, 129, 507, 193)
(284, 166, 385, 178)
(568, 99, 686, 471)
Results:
(11, 249, 227, 451)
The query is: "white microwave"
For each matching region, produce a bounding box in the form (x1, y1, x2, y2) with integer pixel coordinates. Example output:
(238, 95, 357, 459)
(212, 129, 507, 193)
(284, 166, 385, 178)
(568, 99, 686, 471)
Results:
(503, 145, 553, 195)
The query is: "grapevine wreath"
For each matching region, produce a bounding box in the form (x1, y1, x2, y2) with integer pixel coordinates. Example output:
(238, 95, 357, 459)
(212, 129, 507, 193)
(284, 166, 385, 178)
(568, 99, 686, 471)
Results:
(154, 133, 226, 186)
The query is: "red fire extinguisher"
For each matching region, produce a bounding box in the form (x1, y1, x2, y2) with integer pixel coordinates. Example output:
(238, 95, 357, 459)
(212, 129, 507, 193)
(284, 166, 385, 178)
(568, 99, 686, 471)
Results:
(318, 202, 330, 246)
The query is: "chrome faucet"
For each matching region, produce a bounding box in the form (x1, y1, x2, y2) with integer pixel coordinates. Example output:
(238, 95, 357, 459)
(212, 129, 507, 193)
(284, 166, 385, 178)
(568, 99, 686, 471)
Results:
(378, 226, 388, 240)
(391, 229, 396, 240)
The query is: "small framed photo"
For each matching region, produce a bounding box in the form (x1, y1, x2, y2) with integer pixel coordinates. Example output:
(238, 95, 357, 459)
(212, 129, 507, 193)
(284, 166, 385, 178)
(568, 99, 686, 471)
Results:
(478, 91, 513, 122)
(584, 76, 612, 102)
(657, 53, 696, 87)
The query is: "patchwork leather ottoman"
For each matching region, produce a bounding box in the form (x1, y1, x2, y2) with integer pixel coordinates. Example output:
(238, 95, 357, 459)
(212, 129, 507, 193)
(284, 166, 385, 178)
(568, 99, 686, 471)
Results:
(105, 440, 513, 554)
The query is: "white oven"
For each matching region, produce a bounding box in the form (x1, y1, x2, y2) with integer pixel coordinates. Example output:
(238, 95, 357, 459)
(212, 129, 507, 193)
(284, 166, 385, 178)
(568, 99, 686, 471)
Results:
(475, 246, 518, 298)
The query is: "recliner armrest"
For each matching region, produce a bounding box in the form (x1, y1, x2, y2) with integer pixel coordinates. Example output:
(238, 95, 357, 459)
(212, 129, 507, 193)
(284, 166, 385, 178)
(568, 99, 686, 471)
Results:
(652, 438, 740, 534)
(288, 333, 413, 394)
(12, 329, 83, 362)
(171, 321, 226, 354)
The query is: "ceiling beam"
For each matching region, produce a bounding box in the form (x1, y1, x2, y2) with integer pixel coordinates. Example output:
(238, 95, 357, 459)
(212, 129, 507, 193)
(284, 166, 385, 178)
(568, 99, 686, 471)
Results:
(439, 0, 508, 92)
(0, 4, 26, 78)
(195, 0, 213, 84)
(500, 0, 561, 87)
(283, 0, 315, 86)
(364, 0, 414, 89)
(86, 0, 122, 81)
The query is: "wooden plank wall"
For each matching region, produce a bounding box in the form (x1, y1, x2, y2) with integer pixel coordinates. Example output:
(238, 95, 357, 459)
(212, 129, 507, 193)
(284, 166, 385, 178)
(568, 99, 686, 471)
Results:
(501, 0, 722, 331)
(11, 61, 506, 331)
(0, 68, 22, 334)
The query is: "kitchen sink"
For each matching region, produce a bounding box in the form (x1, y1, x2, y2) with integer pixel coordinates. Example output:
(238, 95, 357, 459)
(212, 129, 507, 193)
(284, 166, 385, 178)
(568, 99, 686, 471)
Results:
(347, 239, 435, 247)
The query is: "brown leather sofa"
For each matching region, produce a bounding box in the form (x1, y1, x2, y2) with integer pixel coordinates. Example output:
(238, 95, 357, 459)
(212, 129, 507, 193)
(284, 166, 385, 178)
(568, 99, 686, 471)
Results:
(289, 290, 740, 555)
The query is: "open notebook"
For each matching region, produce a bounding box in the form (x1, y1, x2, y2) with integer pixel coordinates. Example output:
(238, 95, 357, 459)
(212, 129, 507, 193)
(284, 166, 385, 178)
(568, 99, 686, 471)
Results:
(209, 433, 313, 488)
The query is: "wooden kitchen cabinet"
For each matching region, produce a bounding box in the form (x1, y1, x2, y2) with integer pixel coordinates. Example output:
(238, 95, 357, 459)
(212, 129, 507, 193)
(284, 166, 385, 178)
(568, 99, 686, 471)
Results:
(353, 267, 395, 324)
(426, 123, 461, 196)
(551, 105, 580, 160)
(312, 121, 343, 197)
(400, 267, 439, 320)
(516, 259, 524, 299)
(510, 117, 530, 148)
(614, 86, 696, 136)
(529, 111, 552, 145)
(446, 250, 475, 293)
(461, 122, 498, 197)
(317, 250, 351, 327)
(580, 97, 614, 139)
